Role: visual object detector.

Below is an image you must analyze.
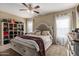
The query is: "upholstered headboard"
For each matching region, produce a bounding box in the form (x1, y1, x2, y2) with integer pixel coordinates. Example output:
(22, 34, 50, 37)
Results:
(36, 23, 53, 35)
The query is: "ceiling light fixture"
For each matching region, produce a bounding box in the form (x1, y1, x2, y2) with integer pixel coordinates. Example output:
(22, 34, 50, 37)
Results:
(27, 9, 34, 14)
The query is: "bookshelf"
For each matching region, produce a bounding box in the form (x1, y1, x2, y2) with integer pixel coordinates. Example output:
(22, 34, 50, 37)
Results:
(0, 19, 24, 45)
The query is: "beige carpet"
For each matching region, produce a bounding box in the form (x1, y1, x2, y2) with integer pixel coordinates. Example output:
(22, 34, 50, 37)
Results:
(46, 44, 67, 56)
(0, 45, 67, 56)
(0, 48, 21, 56)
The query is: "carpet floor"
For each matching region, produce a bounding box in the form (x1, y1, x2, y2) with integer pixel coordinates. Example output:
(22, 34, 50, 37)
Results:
(0, 48, 21, 56)
(46, 44, 67, 56)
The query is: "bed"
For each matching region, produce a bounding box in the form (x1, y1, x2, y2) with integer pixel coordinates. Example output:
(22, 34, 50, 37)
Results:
(10, 23, 53, 56)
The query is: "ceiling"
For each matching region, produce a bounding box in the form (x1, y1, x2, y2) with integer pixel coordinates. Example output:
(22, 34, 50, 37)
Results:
(0, 3, 78, 18)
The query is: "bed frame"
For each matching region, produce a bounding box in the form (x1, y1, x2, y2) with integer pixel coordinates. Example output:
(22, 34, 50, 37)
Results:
(10, 23, 53, 56)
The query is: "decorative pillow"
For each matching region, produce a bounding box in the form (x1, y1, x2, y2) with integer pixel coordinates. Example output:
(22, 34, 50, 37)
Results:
(35, 31, 41, 35)
(42, 31, 50, 35)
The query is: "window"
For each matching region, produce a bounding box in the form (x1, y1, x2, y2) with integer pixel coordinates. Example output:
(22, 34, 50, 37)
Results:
(27, 18, 33, 33)
(56, 15, 71, 45)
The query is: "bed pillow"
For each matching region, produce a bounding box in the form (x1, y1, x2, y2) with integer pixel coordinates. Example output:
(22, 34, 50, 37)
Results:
(35, 31, 41, 35)
(42, 31, 50, 35)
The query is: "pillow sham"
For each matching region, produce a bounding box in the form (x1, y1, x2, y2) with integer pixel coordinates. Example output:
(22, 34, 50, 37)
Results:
(42, 31, 50, 35)
(35, 31, 41, 35)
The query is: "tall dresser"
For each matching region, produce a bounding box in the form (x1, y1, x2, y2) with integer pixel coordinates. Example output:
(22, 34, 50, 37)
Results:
(68, 32, 79, 56)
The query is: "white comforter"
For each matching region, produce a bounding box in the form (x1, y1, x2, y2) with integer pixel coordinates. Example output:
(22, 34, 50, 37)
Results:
(11, 35, 53, 52)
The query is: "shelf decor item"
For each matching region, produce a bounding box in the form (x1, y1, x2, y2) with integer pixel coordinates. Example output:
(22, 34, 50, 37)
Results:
(1, 19, 8, 22)
(4, 32, 8, 36)
(10, 19, 15, 24)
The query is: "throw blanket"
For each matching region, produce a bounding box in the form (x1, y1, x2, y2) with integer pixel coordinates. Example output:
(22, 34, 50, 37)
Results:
(19, 35, 45, 56)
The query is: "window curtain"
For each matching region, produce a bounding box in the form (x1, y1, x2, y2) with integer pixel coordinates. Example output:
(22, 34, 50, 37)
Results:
(27, 18, 33, 33)
(71, 10, 76, 30)
(55, 12, 73, 45)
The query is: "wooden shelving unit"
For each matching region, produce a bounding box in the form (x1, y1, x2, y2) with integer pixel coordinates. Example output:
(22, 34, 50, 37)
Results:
(0, 19, 24, 45)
